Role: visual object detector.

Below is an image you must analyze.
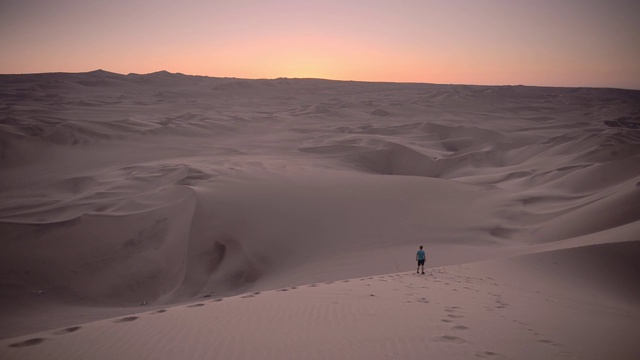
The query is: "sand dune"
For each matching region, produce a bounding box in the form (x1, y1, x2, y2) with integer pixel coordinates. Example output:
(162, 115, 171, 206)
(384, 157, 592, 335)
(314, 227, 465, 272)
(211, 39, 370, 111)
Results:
(1, 71, 639, 358)
(1, 243, 638, 360)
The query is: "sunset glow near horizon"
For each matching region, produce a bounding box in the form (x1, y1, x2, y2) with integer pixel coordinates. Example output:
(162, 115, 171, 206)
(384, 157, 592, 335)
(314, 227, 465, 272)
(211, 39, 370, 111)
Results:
(1, 0, 639, 89)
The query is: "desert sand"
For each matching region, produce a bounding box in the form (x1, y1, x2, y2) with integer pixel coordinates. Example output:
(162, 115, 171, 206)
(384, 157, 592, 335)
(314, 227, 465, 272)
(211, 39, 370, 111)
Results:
(0, 70, 639, 359)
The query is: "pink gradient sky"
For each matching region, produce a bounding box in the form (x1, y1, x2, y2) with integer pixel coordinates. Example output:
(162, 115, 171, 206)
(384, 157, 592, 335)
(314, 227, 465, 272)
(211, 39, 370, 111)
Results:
(1, 0, 639, 89)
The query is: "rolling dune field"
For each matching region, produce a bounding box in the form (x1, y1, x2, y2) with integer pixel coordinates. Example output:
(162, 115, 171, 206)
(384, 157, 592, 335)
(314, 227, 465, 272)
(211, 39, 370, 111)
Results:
(1, 71, 639, 359)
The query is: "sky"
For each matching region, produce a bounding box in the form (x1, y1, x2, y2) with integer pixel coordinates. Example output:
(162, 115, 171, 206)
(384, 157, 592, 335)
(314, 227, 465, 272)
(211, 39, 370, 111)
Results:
(1, 0, 639, 89)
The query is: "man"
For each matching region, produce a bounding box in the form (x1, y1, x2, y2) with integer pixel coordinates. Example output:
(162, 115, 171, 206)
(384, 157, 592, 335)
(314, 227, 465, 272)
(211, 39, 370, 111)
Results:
(416, 245, 426, 274)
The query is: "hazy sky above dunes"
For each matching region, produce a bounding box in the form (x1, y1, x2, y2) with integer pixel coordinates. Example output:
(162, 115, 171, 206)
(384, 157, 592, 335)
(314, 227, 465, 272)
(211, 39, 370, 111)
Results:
(1, 0, 639, 89)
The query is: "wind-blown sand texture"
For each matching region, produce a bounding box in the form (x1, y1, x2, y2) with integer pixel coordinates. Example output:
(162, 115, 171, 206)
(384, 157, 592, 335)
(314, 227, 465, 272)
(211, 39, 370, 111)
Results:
(1, 70, 639, 359)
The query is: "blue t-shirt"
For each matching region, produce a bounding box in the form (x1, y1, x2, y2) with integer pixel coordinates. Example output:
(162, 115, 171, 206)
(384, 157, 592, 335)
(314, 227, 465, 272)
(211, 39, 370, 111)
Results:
(416, 249, 425, 260)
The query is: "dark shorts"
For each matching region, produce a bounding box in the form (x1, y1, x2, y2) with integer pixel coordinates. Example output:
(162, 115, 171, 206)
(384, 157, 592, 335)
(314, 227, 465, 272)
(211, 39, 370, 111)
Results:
(418, 259, 425, 266)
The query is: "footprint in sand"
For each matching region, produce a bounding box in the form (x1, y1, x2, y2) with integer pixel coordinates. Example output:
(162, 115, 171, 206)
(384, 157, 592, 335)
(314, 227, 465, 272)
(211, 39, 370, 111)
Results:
(475, 351, 503, 358)
(241, 291, 261, 298)
(309, 283, 318, 287)
(276, 288, 289, 292)
(437, 335, 467, 344)
(212, 298, 223, 302)
(152, 309, 168, 314)
(441, 319, 453, 323)
(452, 325, 469, 331)
(9, 338, 46, 348)
(53, 326, 81, 335)
(537, 339, 562, 347)
(115, 316, 138, 323)
(495, 298, 509, 309)
(416, 297, 430, 304)
(447, 314, 464, 319)
(187, 303, 205, 308)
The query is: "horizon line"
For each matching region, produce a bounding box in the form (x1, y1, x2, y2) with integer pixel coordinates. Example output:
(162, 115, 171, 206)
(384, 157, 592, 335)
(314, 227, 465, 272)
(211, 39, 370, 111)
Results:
(2, 68, 639, 92)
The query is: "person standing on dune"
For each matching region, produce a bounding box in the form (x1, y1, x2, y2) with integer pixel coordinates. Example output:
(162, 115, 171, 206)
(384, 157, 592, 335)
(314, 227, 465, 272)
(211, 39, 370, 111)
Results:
(416, 246, 426, 274)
